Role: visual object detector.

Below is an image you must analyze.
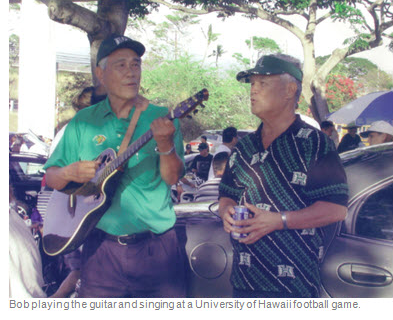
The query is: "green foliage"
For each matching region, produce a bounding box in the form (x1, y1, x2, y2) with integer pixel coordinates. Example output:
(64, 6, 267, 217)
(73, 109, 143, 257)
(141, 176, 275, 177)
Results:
(316, 56, 378, 78)
(332, 1, 364, 24)
(316, 56, 393, 110)
(9, 34, 19, 66)
(232, 53, 250, 68)
(142, 54, 257, 141)
(343, 33, 371, 52)
(56, 72, 92, 108)
(245, 36, 282, 56)
(316, 56, 393, 92)
(9, 68, 19, 101)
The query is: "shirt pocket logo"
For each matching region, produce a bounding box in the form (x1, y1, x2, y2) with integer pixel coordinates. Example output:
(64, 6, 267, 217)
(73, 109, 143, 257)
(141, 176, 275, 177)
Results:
(93, 134, 106, 146)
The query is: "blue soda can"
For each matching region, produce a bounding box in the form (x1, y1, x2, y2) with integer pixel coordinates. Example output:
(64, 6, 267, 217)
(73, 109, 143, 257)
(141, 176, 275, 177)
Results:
(231, 205, 250, 240)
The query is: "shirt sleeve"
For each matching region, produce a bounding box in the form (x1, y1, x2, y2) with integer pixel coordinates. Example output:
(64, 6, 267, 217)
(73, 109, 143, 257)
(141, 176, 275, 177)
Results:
(304, 137, 349, 206)
(43, 118, 81, 170)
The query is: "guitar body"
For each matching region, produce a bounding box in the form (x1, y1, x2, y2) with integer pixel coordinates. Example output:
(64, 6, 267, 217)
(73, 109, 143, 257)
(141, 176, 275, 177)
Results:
(43, 148, 122, 256)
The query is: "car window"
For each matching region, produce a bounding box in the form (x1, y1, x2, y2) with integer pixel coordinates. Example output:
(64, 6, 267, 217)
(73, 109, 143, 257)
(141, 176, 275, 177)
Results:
(355, 184, 393, 241)
(204, 134, 219, 141)
(10, 158, 45, 181)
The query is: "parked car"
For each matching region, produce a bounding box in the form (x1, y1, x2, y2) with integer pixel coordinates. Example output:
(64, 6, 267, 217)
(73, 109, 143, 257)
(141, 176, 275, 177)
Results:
(188, 129, 255, 155)
(320, 142, 393, 298)
(174, 142, 393, 297)
(9, 151, 47, 219)
(189, 133, 223, 153)
(236, 129, 254, 139)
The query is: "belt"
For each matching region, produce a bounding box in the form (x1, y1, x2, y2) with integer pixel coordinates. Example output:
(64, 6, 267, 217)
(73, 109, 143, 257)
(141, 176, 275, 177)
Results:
(105, 231, 153, 245)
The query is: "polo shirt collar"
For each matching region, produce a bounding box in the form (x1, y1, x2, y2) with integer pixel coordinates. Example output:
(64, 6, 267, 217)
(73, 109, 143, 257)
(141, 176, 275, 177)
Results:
(255, 114, 305, 147)
(99, 97, 145, 121)
(100, 97, 114, 118)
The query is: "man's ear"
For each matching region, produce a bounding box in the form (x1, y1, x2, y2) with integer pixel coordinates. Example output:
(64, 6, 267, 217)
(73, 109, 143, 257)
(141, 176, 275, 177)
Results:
(95, 66, 104, 85)
(287, 81, 298, 99)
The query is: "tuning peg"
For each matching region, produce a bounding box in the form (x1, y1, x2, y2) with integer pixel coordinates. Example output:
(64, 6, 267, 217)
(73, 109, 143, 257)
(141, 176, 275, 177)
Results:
(200, 103, 206, 109)
(186, 115, 192, 119)
(193, 109, 199, 115)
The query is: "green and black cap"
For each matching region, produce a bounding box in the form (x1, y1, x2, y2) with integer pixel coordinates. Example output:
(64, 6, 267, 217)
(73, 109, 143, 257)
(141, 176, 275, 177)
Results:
(236, 55, 303, 83)
(96, 34, 145, 66)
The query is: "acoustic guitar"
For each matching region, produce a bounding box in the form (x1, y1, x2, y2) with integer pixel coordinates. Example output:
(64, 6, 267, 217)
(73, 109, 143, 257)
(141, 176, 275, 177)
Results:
(43, 89, 209, 256)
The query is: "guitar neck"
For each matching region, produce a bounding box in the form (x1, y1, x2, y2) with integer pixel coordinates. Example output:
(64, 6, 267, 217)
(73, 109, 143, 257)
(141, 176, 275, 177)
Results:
(99, 89, 208, 182)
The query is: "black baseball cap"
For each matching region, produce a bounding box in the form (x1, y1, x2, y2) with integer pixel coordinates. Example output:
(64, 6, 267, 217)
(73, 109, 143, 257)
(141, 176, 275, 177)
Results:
(236, 55, 303, 83)
(96, 34, 145, 66)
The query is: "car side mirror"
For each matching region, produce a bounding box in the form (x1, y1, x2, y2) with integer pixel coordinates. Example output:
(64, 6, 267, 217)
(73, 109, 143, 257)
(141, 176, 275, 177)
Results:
(208, 201, 220, 218)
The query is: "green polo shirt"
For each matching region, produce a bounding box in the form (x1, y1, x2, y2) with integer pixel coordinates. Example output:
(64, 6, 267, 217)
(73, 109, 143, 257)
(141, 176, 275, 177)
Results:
(44, 97, 185, 235)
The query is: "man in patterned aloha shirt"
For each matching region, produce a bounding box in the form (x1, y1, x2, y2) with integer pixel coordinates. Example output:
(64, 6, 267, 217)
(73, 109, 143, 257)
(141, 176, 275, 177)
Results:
(219, 54, 349, 298)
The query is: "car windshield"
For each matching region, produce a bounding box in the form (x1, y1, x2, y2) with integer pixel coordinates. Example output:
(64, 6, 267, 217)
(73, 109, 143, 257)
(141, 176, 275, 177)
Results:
(202, 134, 220, 141)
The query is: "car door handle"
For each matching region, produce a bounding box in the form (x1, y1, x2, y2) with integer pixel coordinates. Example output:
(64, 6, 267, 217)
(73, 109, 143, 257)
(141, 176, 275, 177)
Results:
(338, 263, 393, 286)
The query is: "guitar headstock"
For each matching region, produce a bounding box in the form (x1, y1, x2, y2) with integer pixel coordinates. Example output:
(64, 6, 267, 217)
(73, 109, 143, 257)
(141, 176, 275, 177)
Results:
(170, 89, 209, 120)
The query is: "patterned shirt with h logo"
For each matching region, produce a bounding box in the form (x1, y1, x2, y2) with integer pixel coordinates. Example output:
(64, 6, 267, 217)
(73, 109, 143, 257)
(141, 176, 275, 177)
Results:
(219, 115, 348, 298)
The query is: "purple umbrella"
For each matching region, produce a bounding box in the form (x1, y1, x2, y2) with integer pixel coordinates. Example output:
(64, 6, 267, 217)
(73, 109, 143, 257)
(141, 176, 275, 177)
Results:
(327, 90, 393, 125)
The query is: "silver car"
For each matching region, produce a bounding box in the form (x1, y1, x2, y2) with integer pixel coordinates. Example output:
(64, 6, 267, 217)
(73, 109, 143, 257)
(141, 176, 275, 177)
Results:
(174, 142, 393, 297)
(320, 142, 393, 297)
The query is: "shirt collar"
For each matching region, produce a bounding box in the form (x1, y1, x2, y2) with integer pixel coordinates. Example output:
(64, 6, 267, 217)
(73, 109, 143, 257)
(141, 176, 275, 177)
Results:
(100, 97, 114, 118)
(254, 114, 305, 146)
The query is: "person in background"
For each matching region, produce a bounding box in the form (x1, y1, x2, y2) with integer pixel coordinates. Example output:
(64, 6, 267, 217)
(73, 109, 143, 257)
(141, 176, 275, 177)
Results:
(184, 143, 192, 155)
(321, 120, 339, 148)
(337, 123, 362, 153)
(208, 126, 238, 180)
(194, 152, 229, 202)
(201, 135, 207, 144)
(321, 121, 334, 137)
(190, 142, 213, 183)
(360, 120, 393, 146)
(219, 53, 348, 298)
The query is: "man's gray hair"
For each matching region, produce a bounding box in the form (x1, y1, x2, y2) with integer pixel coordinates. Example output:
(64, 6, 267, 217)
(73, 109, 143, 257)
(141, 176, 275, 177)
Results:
(272, 53, 303, 108)
(98, 57, 108, 70)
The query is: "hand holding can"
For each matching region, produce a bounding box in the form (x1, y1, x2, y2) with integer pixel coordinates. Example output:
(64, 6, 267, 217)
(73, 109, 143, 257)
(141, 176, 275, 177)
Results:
(231, 205, 250, 240)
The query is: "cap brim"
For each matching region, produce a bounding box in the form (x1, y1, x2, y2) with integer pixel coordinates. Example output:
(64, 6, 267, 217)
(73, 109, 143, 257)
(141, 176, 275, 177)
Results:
(236, 55, 303, 83)
(117, 41, 145, 57)
(236, 69, 260, 83)
(96, 39, 145, 66)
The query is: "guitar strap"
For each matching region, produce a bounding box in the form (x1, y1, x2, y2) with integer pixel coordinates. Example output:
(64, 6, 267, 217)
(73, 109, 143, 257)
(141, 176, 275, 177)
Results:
(117, 99, 149, 156)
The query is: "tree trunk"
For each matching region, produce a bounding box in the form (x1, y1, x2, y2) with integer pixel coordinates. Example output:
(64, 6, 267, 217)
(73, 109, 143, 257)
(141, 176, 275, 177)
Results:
(43, 0, 130, 87)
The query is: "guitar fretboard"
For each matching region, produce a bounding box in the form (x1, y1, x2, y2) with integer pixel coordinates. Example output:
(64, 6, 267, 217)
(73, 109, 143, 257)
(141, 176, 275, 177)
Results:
(95, 88, 208, 186)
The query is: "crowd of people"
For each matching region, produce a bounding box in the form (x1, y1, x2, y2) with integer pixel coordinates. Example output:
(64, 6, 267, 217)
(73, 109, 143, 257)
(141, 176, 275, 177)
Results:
(9, 33, 393, 299)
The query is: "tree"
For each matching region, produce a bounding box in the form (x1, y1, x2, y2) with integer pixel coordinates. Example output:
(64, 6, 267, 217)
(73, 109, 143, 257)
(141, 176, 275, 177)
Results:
(201, 24, 219, 65)
(153, 0, 393, 122)
(209, 44, 225, 67)
(11, 0, 392, 122)
(233, 36, 281, 67)
(26, 0, 155, 87)
(245, 36, 282, 63)
(325, 74, 363, 111)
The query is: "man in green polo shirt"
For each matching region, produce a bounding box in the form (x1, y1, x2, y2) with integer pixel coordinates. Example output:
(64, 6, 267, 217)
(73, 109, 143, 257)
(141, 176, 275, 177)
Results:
(219, 54, 348, 298)
(44, 34, 186, 298)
